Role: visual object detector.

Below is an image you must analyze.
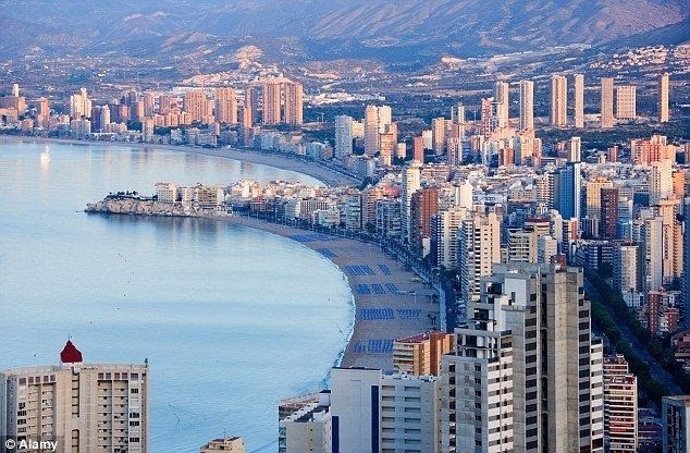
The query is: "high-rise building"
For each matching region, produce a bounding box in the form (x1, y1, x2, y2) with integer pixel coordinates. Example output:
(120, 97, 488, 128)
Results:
(495, 81, 510, 129)
(431, 117, 446, 155)
(600, 187, 619, 240)
(261, 77, 303, 125)
(481, 98, 497, 138)
(603, 355, 638, 453)
(214, 88, 238, 124)
(410, 186, 439, 256)
(329, 368, 381, 453)
(393, 331, 454, 376)
(616, 85, 637, 120)
(574, 74, 585, 128)
(379, 374, 441, 453)
(550, 75, 568, 127)
(36, 97, 50, 126)
(650, 159, 673, 204)
(100, 105, 111, 132)
(184, 90, 208, 123)
(586, 177, 613, 220)
(631, 134, 675, 165)
(334, 115, 353, 160)
(451, 102, 465, 124)
(601, 77, 615, 128)
(378, 130, 396, 167)
(659, 72, 670, 123)
(556, 162, 582, 221)
(69, 87, 92, 120)
(508, 228, 538, 263)
(0, 341, 148, 453)
(442, 263, 604, 453)
(685, 197, 690, 329)
(430, 206, 466, 270)
(364, 105, 385, 156)
(413, 136, 425, 163)
(614, 243, 641, 305)
(329, 368, 442, 453)
(441, 311, 514, 452)
(662, 395, 690, 453)
(457, 209, 501, 303)
(401, 163, 422, 244)
(519, 80, 534, 131)
(569, 136, 581, 162)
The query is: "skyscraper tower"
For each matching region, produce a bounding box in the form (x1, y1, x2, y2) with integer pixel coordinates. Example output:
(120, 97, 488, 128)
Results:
(556, 161, 582, 221)
(410, 187, 440, 256)
(550, 75, 568, 127)
(442, 263, 604, 453)
(401, 163, 422, 244)
(600, 187, 619, 240)
(364, 105, 381, 157)
(519, 80, 534, 131)
(495, 81, 510, 129)
(260, 77, 303, 125)
(659, 72, 670, 123)
(334, 115, 353, 159)
(457, 209, 501, 305)
(574, 74, 585, 128)
(616, 85, 637, 120)
(100, 104, 111, 132)
(601, 77, 615, 128)
(214, 88, 238, 124)
(184, 89, 208, 123)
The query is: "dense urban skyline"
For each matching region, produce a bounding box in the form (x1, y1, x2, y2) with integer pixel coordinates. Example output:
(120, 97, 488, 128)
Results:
(2, 2, 690, 453)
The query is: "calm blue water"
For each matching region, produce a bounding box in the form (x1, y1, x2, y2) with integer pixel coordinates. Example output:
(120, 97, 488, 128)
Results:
(0, 141, 354, 453)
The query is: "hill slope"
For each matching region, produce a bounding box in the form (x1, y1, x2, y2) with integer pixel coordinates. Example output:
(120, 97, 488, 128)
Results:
(0, 0, 687, 60)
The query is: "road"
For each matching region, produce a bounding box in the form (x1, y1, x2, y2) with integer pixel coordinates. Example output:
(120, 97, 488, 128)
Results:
(584, 278, 681, 395)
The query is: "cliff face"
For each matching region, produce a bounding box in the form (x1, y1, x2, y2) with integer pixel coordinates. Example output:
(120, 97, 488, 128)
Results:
(85, 197, 229, 218)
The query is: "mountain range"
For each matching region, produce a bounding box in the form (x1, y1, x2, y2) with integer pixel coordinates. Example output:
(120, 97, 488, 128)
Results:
(0, 0, 688, 63)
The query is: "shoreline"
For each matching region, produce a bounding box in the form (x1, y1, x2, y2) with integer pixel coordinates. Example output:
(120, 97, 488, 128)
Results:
(200, 215, 441, 370)
(89, 209, 440, 371)
(0, 135, 360, 187)
(8, 134, 438, 371)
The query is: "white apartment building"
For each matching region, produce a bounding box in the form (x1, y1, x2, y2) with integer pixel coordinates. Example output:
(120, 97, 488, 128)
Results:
(279, 391, 332, 453)
(380, 374, 441, 453)
(155, 182, 178, 204)
(0, 341, 148, 453)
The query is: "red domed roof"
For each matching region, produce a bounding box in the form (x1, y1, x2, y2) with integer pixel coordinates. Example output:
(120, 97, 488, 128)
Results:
(60, 340, 83, 364)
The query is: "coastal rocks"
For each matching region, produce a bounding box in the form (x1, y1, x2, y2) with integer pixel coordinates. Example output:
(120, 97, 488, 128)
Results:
(85, 197, 230, 219)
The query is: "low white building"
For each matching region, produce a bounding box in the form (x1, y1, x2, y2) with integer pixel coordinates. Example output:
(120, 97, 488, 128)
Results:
(279, 391, 332, 453)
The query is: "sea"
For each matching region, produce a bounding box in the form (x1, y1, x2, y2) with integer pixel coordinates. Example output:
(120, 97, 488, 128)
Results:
(0, 140, 354, 453)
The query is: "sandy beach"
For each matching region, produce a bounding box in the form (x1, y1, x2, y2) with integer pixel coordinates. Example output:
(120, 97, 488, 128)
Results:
(221, 216, 440, 371)
(0, 136, 360, 187)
